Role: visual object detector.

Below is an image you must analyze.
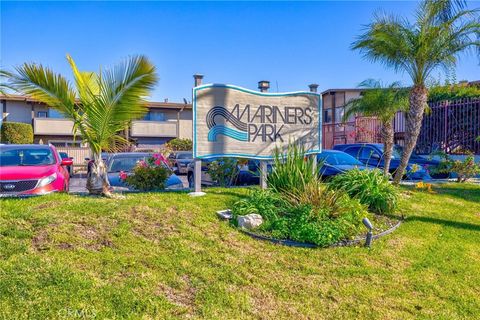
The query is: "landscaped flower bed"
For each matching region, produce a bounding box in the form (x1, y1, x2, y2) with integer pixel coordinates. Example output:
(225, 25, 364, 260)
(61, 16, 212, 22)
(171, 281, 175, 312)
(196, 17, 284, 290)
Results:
(230, 144, 401, 247)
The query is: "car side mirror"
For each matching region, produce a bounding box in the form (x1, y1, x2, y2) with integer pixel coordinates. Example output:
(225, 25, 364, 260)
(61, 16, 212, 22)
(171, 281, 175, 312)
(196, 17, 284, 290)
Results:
(61, 159, 73, 166)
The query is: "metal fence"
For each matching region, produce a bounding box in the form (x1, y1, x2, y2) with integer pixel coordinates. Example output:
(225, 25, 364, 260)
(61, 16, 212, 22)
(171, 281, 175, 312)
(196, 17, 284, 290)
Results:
(416, 98, 480, 154)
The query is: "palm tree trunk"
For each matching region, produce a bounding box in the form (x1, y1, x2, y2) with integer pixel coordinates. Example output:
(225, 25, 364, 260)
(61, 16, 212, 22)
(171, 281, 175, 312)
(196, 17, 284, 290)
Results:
(86, 153, 111, 195)
(381, 120, 394, 176)
(393, 84, 428, 184)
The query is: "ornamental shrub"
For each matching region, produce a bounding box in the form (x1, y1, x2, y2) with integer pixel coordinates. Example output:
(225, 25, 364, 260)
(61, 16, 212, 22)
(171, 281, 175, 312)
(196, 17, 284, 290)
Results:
(231, 189, 368, 247)
(0, 122, 33, 144)
(267, 143, 319, 195)
(207, 158, 239, 187)
(121, 154, 170, 191)
(328, 168, 398, 214)
(166, 138, 192, 151)
(431, 152, 480, 182)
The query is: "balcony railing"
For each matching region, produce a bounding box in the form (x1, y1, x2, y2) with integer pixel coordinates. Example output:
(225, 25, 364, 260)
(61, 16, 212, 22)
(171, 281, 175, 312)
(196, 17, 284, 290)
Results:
(33, 118, 75, 136)
(130, 120, 177, 138)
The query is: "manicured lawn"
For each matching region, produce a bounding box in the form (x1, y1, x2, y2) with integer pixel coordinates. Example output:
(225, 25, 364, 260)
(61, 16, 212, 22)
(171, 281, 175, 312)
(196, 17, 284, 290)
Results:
(0, 184, 479, 319)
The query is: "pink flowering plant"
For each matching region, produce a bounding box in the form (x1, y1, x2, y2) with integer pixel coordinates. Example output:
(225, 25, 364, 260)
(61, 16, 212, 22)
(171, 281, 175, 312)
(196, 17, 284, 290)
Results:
(119, 153, 170, 191)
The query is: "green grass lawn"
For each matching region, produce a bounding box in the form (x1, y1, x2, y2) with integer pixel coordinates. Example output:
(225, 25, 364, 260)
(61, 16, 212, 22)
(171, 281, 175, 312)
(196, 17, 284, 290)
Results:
(0, 184, 479, 319)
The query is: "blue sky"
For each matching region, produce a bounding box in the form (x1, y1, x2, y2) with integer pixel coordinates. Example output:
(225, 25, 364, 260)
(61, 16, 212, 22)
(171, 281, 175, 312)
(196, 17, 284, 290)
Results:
(2, 1, 479, 103)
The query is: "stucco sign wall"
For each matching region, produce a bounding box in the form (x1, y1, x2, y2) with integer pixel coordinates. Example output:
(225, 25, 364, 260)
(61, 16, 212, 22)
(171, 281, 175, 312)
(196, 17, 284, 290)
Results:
(193, 84, 321, 159)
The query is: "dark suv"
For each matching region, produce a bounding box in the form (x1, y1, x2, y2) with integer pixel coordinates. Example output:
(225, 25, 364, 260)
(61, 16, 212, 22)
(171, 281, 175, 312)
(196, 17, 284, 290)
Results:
(333, 143, 447, 179)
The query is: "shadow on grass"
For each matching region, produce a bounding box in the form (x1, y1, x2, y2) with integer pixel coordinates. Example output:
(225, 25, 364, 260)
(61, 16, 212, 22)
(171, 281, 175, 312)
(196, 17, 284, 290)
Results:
(434, 184, 480, 204)
(407, 216, 480, 232)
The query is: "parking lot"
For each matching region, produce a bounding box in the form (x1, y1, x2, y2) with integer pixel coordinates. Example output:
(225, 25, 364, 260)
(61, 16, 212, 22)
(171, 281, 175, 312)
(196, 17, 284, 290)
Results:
(69, 174, 189, 193)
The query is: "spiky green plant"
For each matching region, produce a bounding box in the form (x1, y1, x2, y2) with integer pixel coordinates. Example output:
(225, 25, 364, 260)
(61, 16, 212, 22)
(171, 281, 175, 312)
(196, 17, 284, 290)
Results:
(267, 143, 319, 196)
(328, 168, 398, 214)
(8, 55, 158, 195)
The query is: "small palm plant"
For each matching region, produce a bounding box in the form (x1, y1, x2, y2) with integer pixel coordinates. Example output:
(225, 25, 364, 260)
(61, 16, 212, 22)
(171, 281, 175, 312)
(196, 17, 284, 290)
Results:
(343, 79, 409, 175)
(8, 55, 158, 196)
(352, 0, 480, 184)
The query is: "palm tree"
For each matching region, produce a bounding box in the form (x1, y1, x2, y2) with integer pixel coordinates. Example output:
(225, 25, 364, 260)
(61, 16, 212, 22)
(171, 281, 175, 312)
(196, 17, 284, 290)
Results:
(352, 0, 479, 184)
(0, 70, 15, 95)
(8, 55, 158, 195)
(343, 79, 409, 175)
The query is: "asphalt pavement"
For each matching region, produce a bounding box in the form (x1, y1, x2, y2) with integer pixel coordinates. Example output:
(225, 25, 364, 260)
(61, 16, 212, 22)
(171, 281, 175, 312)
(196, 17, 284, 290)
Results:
(69, 174, 189, 193)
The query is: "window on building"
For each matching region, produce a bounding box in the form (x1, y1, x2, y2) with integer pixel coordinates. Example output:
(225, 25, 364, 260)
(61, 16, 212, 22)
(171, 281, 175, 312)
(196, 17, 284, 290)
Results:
(37, 111, 48, 118)
(48, 141, 82, 147)
(323, 109, 332, 123)
(144, 111, 166, 121)
(335, 107, 345, 123)
(48, 109, 64, 119)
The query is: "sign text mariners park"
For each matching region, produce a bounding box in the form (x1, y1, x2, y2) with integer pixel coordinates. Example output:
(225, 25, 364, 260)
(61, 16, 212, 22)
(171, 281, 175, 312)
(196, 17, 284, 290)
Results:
(194, 84, 321, 159)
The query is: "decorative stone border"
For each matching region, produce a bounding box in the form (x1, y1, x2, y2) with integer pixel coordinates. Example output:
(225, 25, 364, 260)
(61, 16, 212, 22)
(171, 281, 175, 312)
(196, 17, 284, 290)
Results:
(239, 220, 403, 248)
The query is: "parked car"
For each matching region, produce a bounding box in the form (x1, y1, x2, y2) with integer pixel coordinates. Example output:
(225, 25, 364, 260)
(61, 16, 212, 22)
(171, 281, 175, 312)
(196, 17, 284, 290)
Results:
(168, 151, 193, 175)
(59, 152, 74, 176)
(317, 150, 374, 178)
(186, 159, 264, 188)
(106, 152, 184, 190)
(0, 144, 71, 196)
(333, 143, 442, 179)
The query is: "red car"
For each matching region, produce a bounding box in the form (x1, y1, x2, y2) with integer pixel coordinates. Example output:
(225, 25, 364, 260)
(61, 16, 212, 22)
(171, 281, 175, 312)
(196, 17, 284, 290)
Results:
(0, 144, 72, 197)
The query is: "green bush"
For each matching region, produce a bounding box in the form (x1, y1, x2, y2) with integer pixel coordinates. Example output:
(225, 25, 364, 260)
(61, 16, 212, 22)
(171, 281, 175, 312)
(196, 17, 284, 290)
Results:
(431, 152, 480, 183)
(328, 169, 398, 214)
(267, 143, 318, 195)
(0, 122, 33, 144)
(166, 138, 192, 151)
(207, 158, 239, 187)
(121, 154, 169, 191)
(232, 189, 368, 247)
(428, 82, 480, 102)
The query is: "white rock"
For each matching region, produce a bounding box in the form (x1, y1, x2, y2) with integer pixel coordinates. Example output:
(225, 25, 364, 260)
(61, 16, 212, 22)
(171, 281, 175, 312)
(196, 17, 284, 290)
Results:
(237, 214, 263, 229)
(217, 209, 233, 220)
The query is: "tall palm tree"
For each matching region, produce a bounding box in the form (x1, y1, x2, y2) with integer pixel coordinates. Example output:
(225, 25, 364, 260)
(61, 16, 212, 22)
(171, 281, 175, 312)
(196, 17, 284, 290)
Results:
(8, 55, 158, 195)
(343, 79, 409, 175)
(352, 0, 479, 184)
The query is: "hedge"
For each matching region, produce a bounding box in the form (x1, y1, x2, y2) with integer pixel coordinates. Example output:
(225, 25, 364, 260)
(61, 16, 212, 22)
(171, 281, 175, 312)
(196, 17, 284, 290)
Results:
(0, 122, 34, 144)
(166, 138, 192, 151)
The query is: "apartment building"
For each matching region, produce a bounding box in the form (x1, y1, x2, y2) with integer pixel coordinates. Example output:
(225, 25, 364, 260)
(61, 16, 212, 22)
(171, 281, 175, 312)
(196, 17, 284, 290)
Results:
(0, 94, 192, 148)
(321, 89, 406, 149)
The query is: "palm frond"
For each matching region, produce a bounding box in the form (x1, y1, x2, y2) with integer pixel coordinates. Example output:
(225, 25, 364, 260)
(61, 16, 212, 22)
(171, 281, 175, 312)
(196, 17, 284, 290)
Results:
(343, 80, 409, 123)
(9, 63, 77, 118)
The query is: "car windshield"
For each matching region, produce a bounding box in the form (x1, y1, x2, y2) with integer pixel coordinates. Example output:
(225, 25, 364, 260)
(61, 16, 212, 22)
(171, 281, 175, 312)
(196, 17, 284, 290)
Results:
(0, 147, 56, 166)
(177, 153, 192, 159)
(108, 156, 147, 172)
(320, 152, 363, 166)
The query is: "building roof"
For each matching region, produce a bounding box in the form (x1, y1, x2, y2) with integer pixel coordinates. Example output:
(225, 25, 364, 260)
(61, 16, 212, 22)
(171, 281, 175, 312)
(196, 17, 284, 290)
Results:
(0, 94, 192, 110)
(320, 88, 364, 95)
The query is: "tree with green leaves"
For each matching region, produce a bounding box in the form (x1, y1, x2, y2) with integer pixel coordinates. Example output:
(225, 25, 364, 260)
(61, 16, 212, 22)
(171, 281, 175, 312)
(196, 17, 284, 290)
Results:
(8, 55, 158, 196)
(352, 0, 479, 184)
(343, 79, 409, 175)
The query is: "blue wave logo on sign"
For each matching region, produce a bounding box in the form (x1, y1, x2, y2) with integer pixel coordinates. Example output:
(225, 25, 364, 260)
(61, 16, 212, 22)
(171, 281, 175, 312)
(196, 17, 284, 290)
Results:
(206, 106, 248, 142)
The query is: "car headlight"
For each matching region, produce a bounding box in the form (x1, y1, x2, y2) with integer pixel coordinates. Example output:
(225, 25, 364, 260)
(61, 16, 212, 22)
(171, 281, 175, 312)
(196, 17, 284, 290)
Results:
(166, 182, 184, 190)
(36, 173, 57, 188)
